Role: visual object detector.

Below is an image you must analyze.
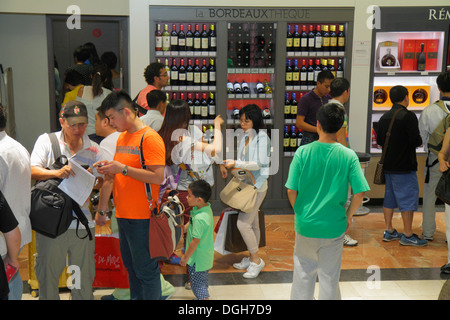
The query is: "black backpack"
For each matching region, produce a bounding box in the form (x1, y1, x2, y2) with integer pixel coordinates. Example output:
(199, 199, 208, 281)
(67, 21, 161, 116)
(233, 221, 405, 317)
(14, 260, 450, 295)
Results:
(30, 133, 93, 240)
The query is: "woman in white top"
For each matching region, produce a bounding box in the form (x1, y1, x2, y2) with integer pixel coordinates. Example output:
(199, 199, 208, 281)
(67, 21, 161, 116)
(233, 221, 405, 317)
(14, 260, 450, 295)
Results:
(220, 104, 271, 279)
(76, 64, 112, 136)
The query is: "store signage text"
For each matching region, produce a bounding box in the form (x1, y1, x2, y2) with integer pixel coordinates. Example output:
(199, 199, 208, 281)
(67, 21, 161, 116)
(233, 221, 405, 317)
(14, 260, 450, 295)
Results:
(207, 8, 310, 20)
(428, 8, 450, 20)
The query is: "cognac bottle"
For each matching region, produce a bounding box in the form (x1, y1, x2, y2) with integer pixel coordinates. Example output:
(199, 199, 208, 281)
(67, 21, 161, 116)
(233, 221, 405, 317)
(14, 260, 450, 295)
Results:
(373, 89, 388, 104)
(381, 49, 396, 67)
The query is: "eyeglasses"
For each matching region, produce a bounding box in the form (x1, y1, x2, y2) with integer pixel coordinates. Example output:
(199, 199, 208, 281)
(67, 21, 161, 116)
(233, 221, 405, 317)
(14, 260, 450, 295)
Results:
(159, 73, 169, 78)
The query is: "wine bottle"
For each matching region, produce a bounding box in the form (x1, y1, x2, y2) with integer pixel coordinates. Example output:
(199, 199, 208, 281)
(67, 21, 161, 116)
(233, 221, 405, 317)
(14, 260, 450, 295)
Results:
(256, 81, 265, 94)
(186, 24, 194, 51)
(413, 88, 427, 104)
(329, 25, 337, 51)
(308, 24, 315, 52)
(284, 93, 291, 120)
(293, 25, 300, 52)
(292, 59, 300, 86)
(321, 58, 328, 71)
(381, 49, 396, 67)
(264, 80, 272, 94)
(200, 93, 208, 119)
(193, 24, 201, 51)
(286, 59, 293, 86)
(201, 58, 209, 85)
(417, 43, 426, 71)
(233, 81, 242, 94)
(164, 58, 170, 86)
(155, 24, 162, 51)
(300, 25, 308, 52)
(193, 59, 201, 85)
(162, 24, 170, 51)
(284, 125, 290, 152)
(233, 106, 240, 119)
(307, 59, 315, 86)
(336, 58, 344, 78)
(262, 107, 271, 119)
(170, 24, 178, 51)
(193, 93, 201, 119)
(291, 93, 298, 120)
(209, 24, 217, 51)
(313, 59, 322, 83)
(170, 58, 178, 86)
(178, 24, 186, 51)
(187, 93, 194, 116)
(373, 89, 387, 104)
(286, 25, 293, 52)
(300, 59, 308, 86)
(186, 58, 194, 85)
(337, 24, 345, 52)
(201, 24, 209, 51)
(241, 80, 250, 94)
(322, 25, 330, 53)
(328, 59, 336, 78)
(290, 125, 297, 150)
(178, 58, 186, 86)
(227, 80, 234, 94)
(208, 92, 216, 119)
(314, 24, 322, 51)
(209, 58, 216, 86)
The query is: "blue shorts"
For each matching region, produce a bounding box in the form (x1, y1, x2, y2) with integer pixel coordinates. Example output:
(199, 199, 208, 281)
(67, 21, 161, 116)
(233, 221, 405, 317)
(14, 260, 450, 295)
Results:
(187, 264, 210, 300)
(383, 172, 419, 212)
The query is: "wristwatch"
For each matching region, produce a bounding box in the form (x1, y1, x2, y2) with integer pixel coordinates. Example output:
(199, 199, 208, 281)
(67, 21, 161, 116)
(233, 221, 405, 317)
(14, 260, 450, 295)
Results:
(97, 210, 111, 217)
(121, 165, 128, 176)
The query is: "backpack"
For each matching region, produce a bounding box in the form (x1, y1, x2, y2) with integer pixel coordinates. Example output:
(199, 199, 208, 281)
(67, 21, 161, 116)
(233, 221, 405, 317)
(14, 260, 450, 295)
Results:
(427, 100, 450, 156)
(30, 133, 93, 240)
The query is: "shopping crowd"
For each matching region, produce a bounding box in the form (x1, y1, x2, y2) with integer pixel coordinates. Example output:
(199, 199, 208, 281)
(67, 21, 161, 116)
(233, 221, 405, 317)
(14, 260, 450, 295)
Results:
(1, 41, 450, 300)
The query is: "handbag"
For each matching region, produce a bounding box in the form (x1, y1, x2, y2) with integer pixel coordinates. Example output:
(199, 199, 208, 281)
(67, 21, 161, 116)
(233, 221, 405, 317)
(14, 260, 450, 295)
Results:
(219, 169, 258, 214)
(30, 133, 93, 240)
(374, 108, 402, 185)
(139, 131, 184, 260)
(436, 170, 450, 205)
(224, 210, 266, 253)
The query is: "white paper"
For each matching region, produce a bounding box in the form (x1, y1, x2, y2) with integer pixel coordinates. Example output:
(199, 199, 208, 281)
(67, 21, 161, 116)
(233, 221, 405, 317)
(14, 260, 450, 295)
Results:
(58, 159, 95, 207)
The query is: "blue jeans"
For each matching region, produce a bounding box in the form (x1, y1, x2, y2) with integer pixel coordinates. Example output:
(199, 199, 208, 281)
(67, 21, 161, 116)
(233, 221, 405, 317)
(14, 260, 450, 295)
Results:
(117, 218, 161, 300)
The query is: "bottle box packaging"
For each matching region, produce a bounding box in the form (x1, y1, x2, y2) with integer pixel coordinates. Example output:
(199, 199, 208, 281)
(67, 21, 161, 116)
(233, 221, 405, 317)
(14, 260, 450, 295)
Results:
(373, 85, 430, 108)
(399, 39, 440, 71)
(408, 85, 430, 107)
(373, 86, 390, 108)
(376, 41, 400, 71)
(425, 39, 439, 71)
(399, 39, 416, 71)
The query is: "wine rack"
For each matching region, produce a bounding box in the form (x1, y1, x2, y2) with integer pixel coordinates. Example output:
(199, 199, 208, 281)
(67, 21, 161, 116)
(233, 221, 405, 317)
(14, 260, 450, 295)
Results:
(283, 22, 348, 157)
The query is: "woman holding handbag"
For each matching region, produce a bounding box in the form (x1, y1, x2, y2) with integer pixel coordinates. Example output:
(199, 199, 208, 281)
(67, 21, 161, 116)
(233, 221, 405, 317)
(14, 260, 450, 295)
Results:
(220, 104, 271, 279)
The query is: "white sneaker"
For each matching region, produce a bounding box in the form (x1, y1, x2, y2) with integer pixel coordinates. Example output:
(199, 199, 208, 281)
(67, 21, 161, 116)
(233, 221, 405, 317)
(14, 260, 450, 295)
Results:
(343, 234, 358, 247)
(233, 257, 251, 270)
(243, 259, 265, 279)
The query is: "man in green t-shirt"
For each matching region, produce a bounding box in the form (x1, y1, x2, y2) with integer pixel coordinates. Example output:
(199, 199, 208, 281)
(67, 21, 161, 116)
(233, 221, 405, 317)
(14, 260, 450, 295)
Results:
(285, 102, 370, 300)
(180, 180, 214, 300)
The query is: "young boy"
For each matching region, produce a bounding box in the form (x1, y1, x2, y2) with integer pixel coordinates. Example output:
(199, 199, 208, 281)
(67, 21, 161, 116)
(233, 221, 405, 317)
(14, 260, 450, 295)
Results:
(180, 180, 214, 300)
(286, 102, 370, 300)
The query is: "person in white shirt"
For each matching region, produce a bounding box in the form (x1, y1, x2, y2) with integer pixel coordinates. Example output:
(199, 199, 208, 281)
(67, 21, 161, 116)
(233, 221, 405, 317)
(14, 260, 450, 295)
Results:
(140, 89, 166, 132)
(30, 101, 104, 300)
(0, 104, 32, 300)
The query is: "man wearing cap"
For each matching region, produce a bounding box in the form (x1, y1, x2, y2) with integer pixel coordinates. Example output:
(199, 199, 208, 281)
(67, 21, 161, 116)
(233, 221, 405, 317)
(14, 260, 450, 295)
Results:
(30, 100, 105, 300)
(376, 85, 426, 247)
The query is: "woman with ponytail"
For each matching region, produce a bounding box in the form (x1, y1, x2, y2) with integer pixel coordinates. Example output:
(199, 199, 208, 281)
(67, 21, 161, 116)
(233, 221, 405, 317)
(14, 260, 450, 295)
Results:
(76, 64, 112, 136)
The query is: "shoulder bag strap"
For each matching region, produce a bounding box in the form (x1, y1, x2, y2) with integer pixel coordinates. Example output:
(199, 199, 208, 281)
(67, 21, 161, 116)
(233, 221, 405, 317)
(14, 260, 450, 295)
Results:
(48, 132, 61, 160)
(380, 108, 402, 164)
(140, 130, 156, 211)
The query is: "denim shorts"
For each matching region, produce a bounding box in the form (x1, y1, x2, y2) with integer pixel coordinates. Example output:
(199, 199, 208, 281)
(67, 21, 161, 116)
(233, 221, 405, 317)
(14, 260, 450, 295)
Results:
(383, 171, 419, 212)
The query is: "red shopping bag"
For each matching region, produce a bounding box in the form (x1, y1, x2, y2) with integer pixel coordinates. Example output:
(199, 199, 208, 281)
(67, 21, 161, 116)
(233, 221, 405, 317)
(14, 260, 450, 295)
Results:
(93, 235, 129, 288)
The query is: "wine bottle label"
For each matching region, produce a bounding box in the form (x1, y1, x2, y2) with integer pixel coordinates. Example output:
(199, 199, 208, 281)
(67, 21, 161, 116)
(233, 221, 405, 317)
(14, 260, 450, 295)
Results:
(234, 83, 241, 91)
(315, 37, 322, 49)
(256, 83, 264, 91)
(284, 138, 290, 147)
(286, 38, 293, 48)
(336, 71, 344, 78)
(162, 37, 170, 50)
(156, 37, 162, 49)
(293, 39, 300, 47)
(209, 105, 215, 115)
(171, 71, 178, 80)
(300, 72, 307, 82)
(210, 37, 217, 48)
(201, 106, 208, 117)
(194, 38, 201, 49)
(187, 72, 194, 82)
(290, 139, 297, 148)
(194, 106, 201, 115)
(189, 106, 194, 115)
(201, 38, 209, 50)
(171, 36, 178, 45)
(330, 38, 337, 47)
(179, 73, 186, 81)
(194, 73, 201, 83)
(227, 83, 234, 92)
(308, 72, 314, 82)
(186, 38, 193, 47)
(308, 38, 315, 48)
(291, 105, 297, 115)
(201, 72, 208, 83)
(209, 71, 216, 82)
(293, 72, 299, 81)
(301, 38, 307, 48)
(178, 38, 186, 46)
(323, 37, 330, 47)
(286, 73, 293, 81)
(285, 105, 291, 114)
(338, 37, 345, 47)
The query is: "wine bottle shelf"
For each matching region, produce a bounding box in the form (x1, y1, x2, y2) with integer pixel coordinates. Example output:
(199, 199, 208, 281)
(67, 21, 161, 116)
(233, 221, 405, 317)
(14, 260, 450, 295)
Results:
(227, 93, 273, 99)
(156, 51, 217, 57)
(166, 85, 216, 92)
(228, 68, 275, 74)
(287, 51, 345, 57)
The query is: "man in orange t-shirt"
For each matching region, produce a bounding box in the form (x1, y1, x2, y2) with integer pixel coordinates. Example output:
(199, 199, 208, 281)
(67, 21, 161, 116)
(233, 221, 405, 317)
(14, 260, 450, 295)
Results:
(135, 62, 169, 115)
(95, 90, 165, 300)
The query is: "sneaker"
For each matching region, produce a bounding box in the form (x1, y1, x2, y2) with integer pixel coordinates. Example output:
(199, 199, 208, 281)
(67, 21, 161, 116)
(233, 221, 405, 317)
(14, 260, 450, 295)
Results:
(243, 259, 265, 279)
(233, 257, 251, 270)
(383, 229, 403, 242)
(441, 263, 450, 274)
(399, 234, 428, 247)
(343, 234, 358, 247)
(422, 234, 434, 241)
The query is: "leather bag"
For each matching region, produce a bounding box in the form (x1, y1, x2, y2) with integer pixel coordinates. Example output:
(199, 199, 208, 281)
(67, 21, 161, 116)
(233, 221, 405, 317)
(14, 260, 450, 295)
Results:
(219, 169, 258, 214)
(436, 170, 450, 205)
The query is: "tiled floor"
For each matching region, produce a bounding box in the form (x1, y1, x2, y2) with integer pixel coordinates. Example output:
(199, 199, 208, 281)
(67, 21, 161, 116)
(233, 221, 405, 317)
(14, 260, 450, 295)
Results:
(17, 205, 450, 300)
